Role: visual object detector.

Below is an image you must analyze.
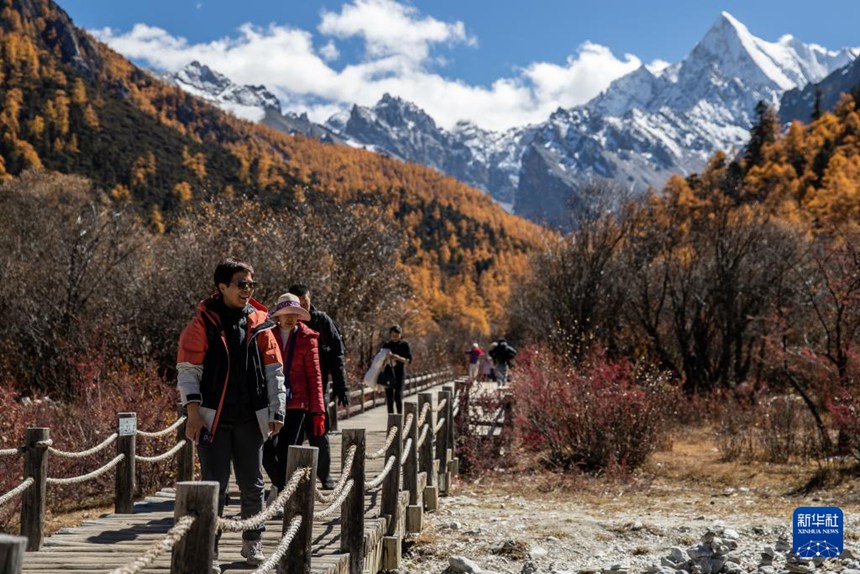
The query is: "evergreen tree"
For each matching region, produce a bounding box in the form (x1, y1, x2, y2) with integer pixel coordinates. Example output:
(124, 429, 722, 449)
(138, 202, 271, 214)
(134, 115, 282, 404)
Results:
(744, 100, 780, 172)
(812, 87, 823, 122)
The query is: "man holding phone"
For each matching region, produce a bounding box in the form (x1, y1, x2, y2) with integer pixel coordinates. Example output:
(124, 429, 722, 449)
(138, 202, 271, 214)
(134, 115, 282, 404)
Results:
(177, 258, 286, 570)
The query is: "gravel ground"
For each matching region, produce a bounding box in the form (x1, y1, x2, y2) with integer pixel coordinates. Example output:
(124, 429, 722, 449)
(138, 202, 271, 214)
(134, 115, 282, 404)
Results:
(399, 469, 860, 574)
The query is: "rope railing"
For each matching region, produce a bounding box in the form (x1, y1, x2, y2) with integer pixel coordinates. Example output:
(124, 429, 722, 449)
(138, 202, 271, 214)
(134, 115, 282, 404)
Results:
(0, 477, 34, 508)
(416, 401, 432, 429)
(435, 398, 448, 413)
(106, 514, 196, 574)
(366, 425, 398, 460)
(0, 446, 24, 457)
(401, 413, 414, 436)
(48, 433, 118, 459)
(400, 438, 413, 466)
(434, 417, 446, 435)
(416, 423, 430, 449)
(251, 515, 302, 574)
(135, 440, 187, 463)
(316, 445, 356, 504)
(45, 454, 125, 486)
(313, 479, 354, 520)
(219, 466, 310, 532)
(365, 454, 396, 490)
(135, 416, 187, 438)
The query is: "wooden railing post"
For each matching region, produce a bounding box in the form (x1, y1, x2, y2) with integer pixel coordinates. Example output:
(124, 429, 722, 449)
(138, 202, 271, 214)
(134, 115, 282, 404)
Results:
(447, 383, 460, 476)
(418, 393, 438, 511)
(381, 414, 403, 536)
(21, 427, 48, 551)
(115, 412, 136, 514)
(436, 389, 451, 496)
(171, 481, 218, 574)
(402, 402, 419, 505)
(176, 404, 194, 482)
(403, 401, 422, 534)
(0, 534, 27, 574)
(341, 429, 365, 574)
(282, 445, 318, 574)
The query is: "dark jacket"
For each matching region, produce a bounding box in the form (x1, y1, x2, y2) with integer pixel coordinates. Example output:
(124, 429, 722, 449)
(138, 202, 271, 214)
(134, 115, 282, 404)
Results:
(177, 295, 286, 440)
(489, 340, 517, 365)
(274, 323, 325, 414)
(382, 340, 412, 386)
(305, 306, 347, 394)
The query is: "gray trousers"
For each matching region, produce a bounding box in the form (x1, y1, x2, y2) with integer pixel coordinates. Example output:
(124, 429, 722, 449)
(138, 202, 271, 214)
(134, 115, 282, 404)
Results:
(197, 418, 265, 541)
(495, 362, 508, 386)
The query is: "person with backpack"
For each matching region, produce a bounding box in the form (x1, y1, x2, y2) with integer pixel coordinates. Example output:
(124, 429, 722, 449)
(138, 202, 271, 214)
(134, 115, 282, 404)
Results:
(287, 283, 349, 490)
(489, 338, 517, 386)
(177, 259, 286, 570)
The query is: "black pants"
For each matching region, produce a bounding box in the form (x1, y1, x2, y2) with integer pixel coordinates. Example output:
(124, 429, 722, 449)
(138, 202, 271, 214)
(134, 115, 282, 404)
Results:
(305, 407, 333, 484)
(385, 381, 403, 414)
(262, 409, 306, 491)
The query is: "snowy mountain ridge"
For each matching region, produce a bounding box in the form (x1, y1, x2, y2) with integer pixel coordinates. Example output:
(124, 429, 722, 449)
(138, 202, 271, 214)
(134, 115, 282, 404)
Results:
(161, 14, 859, 228)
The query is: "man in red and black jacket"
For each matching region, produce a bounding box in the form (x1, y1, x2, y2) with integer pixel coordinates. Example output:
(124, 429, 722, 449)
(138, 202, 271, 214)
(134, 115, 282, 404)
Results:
(177, 259, 286, 568)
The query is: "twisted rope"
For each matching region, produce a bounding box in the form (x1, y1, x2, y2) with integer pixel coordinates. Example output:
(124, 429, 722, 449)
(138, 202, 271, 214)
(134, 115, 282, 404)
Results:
(34, 439, 53, 448)
(435, 398, 448, 413)
(107, 515, 196, 574)
(402, 413, 414, 434)
(315, 445, 356, 504)
(434, 417, 446, 435)
(251, 515, 302, 574)
(48, 433, 118, 459)
(0, 477, 34, 508)
(416, 424, 430, 449)
(136, 416, 187, 438)
(135, 440, 187, 463)
(452, 403, 460, 418)
(0, 447, 23, 457)
(365, 454, 396, 490)
(366, 425, 398, 460)
(400, 438, 413, 466)
(416, 402, 432, 428)
(313, 479, 354, 520)
(45, 454, 125, 485)
(219, 466, 310, 532)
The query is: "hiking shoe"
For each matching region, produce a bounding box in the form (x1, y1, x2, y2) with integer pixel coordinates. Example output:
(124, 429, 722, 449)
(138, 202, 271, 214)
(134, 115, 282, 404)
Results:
(241, 539, 265, 565)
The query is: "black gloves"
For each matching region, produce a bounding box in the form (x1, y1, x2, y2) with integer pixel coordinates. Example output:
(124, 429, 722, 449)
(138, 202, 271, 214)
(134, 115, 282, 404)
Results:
(334, 388, 350, 407)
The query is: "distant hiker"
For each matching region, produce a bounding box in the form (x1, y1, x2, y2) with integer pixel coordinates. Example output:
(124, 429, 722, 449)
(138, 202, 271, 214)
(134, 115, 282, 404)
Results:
(262, 293, 326, 517)
(465, 342, 483, 380)
(380, 324, 412, 414)
(288, 283, 349, 490)
(489, 338, 517, 386)
(479, 350, 494, 382)
(177, 258, 286, 569)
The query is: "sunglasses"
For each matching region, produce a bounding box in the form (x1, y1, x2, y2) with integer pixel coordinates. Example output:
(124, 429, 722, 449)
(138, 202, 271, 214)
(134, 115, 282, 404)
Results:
(233, 280, 259, 290)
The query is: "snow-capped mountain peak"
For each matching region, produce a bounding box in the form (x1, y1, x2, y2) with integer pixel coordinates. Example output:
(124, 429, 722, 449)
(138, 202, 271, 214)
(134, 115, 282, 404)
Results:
(165, 61, 281, 121)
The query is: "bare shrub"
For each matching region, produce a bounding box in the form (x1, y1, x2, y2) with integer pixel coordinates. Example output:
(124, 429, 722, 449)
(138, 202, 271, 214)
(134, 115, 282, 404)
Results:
(512, 347, 678, 475)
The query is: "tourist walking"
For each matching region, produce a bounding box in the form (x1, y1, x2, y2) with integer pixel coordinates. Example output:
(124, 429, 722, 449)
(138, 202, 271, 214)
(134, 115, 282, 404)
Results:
(380, 324, 412, 414)
(489, 338, 517, 386)
(287, 283, 349, 490)
(177, 259, 286, 569)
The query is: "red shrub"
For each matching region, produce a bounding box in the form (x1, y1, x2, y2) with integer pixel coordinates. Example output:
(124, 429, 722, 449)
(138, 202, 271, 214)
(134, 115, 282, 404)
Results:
(512, 347, 678, 475)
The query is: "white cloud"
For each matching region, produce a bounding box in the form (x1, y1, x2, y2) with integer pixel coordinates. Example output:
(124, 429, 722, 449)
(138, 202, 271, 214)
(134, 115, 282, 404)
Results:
(646, 59, 671, 74)
(319, 40, 340, 62)
(93, 0, 643, 132)
(318, 0, 476, 64)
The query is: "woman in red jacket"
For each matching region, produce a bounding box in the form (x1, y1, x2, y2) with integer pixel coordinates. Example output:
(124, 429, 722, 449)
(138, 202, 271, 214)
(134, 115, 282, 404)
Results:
(262, 293, 325, 505)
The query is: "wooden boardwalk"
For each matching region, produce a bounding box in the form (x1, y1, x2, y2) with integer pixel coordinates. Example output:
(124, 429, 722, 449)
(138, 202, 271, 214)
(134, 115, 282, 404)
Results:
(17, 382, 455, 574)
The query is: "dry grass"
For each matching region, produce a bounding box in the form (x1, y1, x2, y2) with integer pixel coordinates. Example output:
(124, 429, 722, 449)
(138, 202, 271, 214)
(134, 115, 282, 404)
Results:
(458, 424, 860, 519)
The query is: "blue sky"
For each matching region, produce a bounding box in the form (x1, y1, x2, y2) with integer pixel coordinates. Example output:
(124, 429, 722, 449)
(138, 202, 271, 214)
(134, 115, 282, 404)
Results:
(60, 0, 860, 130)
